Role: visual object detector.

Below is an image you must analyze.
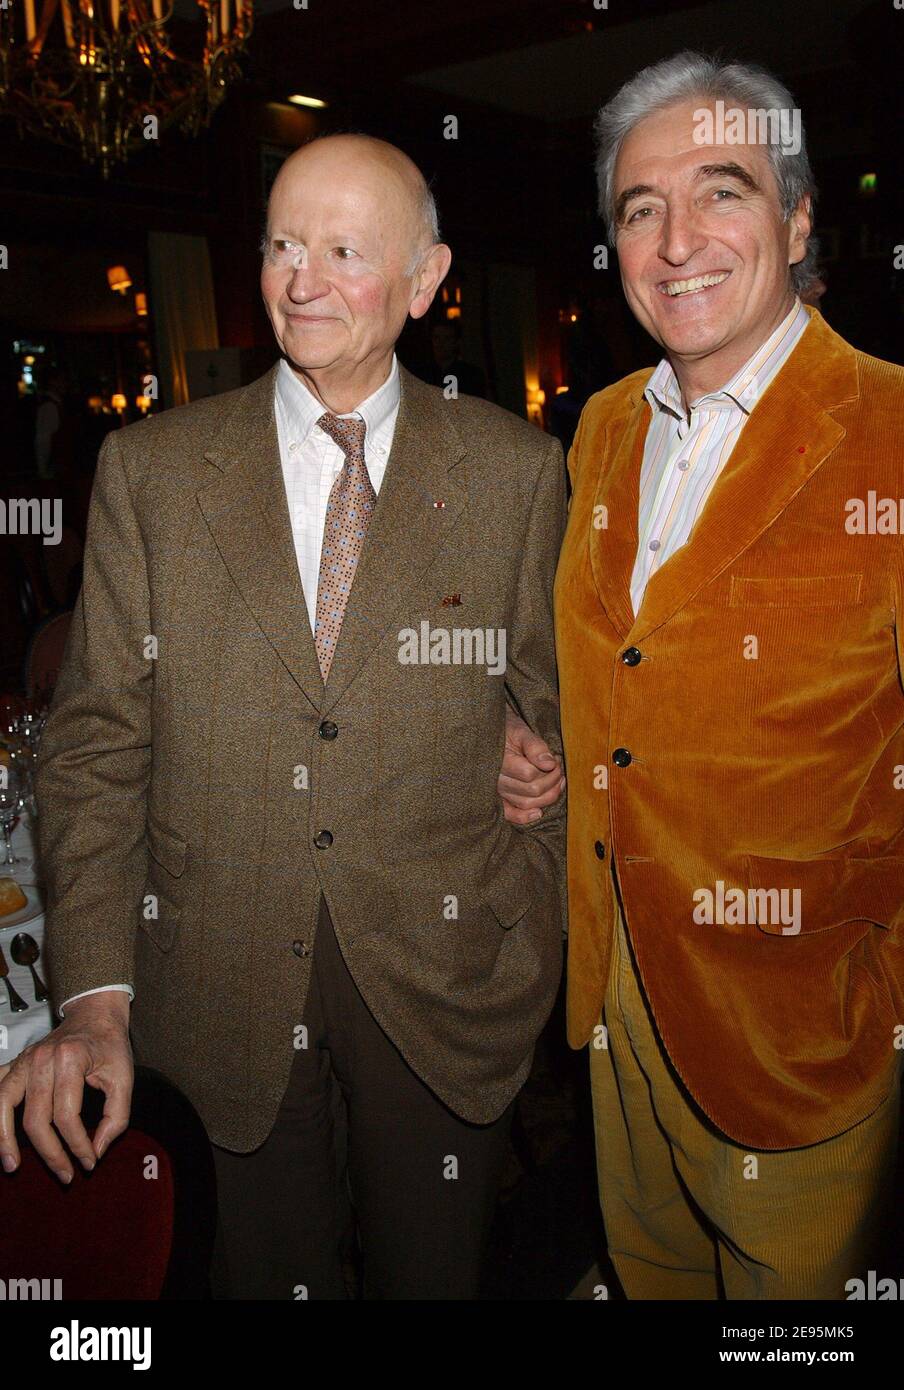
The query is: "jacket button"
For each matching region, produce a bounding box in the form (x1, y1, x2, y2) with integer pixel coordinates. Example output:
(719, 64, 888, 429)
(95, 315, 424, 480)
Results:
(621, 647, 642, 666)
(292, 940, 309, 957)
(319, 720, 338, 740)
(314, 830, 333, 848)
(594, 840, 606, 859)
(612, 748, 632, 768)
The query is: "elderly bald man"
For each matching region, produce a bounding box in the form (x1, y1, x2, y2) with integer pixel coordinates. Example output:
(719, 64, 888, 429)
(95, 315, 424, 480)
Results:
(1, 134, 567, 1299)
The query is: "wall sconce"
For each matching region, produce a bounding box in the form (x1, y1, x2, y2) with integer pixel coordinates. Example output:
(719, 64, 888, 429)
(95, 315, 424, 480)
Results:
(135, 292, 148, 316)
(111, 393, 127, 412)
(525, 382, 546, 429)
(135, 395, 152, 413)
(107, 265, 132, 294)
(442, 283, 462, 321)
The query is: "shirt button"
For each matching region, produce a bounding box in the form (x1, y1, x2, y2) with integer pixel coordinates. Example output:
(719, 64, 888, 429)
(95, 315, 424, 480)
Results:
(612, 748, 632, 768)
(313, 830, 333, 849)
(649, 539, 661, 552)
(292, 940, 310, 957)
(319, 720, 338, 740)
(289, 442, 298, 453)
(677, 458, 690, 471)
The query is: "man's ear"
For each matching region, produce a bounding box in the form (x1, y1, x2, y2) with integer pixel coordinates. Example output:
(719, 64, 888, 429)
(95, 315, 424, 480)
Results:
(409, 243, 453, 320)
(788, 195, 812, 269)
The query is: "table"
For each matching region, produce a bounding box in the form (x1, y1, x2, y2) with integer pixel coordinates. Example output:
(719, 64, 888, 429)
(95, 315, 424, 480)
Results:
(0, 814, 54, 1066)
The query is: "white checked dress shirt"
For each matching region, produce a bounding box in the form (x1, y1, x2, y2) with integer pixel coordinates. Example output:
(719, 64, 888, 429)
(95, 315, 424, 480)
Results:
(274, 354, 401, 634)
(631, 299, 810, 616)
(58, 357, 401, 1017)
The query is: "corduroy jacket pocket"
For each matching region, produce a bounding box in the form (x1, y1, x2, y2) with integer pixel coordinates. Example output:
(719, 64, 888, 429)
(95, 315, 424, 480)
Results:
(745, 852, 903, 936)
(729, 573, 863, 608)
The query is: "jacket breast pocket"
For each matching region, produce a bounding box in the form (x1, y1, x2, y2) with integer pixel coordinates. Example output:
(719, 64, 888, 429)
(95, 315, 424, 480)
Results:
(141, 812, 188, 952)
(744, 852, 903, 936)
(729, 574, 863, 608)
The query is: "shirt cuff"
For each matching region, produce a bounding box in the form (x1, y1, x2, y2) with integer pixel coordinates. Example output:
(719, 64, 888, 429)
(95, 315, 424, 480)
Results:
(57, 984, 134, 1019)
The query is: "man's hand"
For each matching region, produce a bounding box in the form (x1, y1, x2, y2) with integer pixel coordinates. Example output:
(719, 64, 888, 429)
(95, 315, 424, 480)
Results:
(499, 705, 566, 825)
(0, 991, 133, 1183)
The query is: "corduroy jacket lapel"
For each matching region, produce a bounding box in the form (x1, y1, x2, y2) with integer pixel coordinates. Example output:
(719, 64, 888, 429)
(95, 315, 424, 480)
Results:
(588, 396, 647, 642)
(593, 308, 859, 645)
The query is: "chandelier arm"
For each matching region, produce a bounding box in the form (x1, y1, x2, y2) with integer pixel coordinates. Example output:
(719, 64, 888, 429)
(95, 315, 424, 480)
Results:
(1, 0, 253, 173)
(30, 0, 61, 59)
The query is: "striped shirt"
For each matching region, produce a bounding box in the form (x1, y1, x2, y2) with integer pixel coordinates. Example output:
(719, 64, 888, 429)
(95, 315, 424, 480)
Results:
(631, 299, 810, 616)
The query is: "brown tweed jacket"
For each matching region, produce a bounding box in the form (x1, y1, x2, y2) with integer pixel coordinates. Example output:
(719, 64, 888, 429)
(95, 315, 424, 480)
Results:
(35, 363, 567, 1152)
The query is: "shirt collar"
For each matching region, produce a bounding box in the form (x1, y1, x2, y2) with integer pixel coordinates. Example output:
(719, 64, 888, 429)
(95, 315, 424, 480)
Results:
(644, 298, 810, 419)
(275, 353, 400, 444)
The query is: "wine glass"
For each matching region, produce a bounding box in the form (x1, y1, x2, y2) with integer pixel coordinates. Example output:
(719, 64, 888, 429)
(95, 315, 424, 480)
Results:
(0, 761, 25, 870)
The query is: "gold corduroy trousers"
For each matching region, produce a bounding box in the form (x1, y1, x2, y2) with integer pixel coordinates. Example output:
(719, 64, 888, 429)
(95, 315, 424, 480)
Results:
(590, 869, 902, 1300)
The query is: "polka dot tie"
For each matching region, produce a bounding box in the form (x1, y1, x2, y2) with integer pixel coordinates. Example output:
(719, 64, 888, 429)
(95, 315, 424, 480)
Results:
(314, 412, 376, 680)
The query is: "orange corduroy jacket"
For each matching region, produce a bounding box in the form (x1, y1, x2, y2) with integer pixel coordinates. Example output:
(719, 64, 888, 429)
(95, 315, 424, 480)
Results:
(555, 307, 904, 1150)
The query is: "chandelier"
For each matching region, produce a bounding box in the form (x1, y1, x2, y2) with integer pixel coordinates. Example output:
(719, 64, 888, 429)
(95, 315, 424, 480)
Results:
(0, 0, 254, 177)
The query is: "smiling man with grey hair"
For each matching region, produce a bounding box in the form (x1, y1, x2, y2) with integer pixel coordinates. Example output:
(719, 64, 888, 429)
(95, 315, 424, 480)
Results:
(501, 50, 904, 1300)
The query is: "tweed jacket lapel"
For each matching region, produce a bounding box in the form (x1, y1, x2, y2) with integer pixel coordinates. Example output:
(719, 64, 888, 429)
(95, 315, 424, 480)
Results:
(195, 360, 468, 716)
(196, 362, 326, 712)
(321, 365, 467, 711)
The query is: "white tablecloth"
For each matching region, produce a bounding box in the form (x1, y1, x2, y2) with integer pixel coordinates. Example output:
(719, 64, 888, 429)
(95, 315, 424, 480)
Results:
(0, 815, 54, 1066)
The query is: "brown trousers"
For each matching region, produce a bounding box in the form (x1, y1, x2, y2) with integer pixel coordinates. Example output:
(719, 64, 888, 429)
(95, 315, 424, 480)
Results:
(210, 895, 514, 1299)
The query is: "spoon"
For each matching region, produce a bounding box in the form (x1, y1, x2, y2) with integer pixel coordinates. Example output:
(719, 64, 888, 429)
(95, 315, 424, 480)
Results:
(0, 943, 27, 1013)
(10, 933, 49, 1002)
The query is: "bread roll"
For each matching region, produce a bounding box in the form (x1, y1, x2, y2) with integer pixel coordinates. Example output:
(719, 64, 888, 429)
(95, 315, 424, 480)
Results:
(0, 877, 27, 916)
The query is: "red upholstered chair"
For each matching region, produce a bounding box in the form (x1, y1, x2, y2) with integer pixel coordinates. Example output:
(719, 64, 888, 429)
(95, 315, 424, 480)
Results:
(1, 1065, 217, 1299)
